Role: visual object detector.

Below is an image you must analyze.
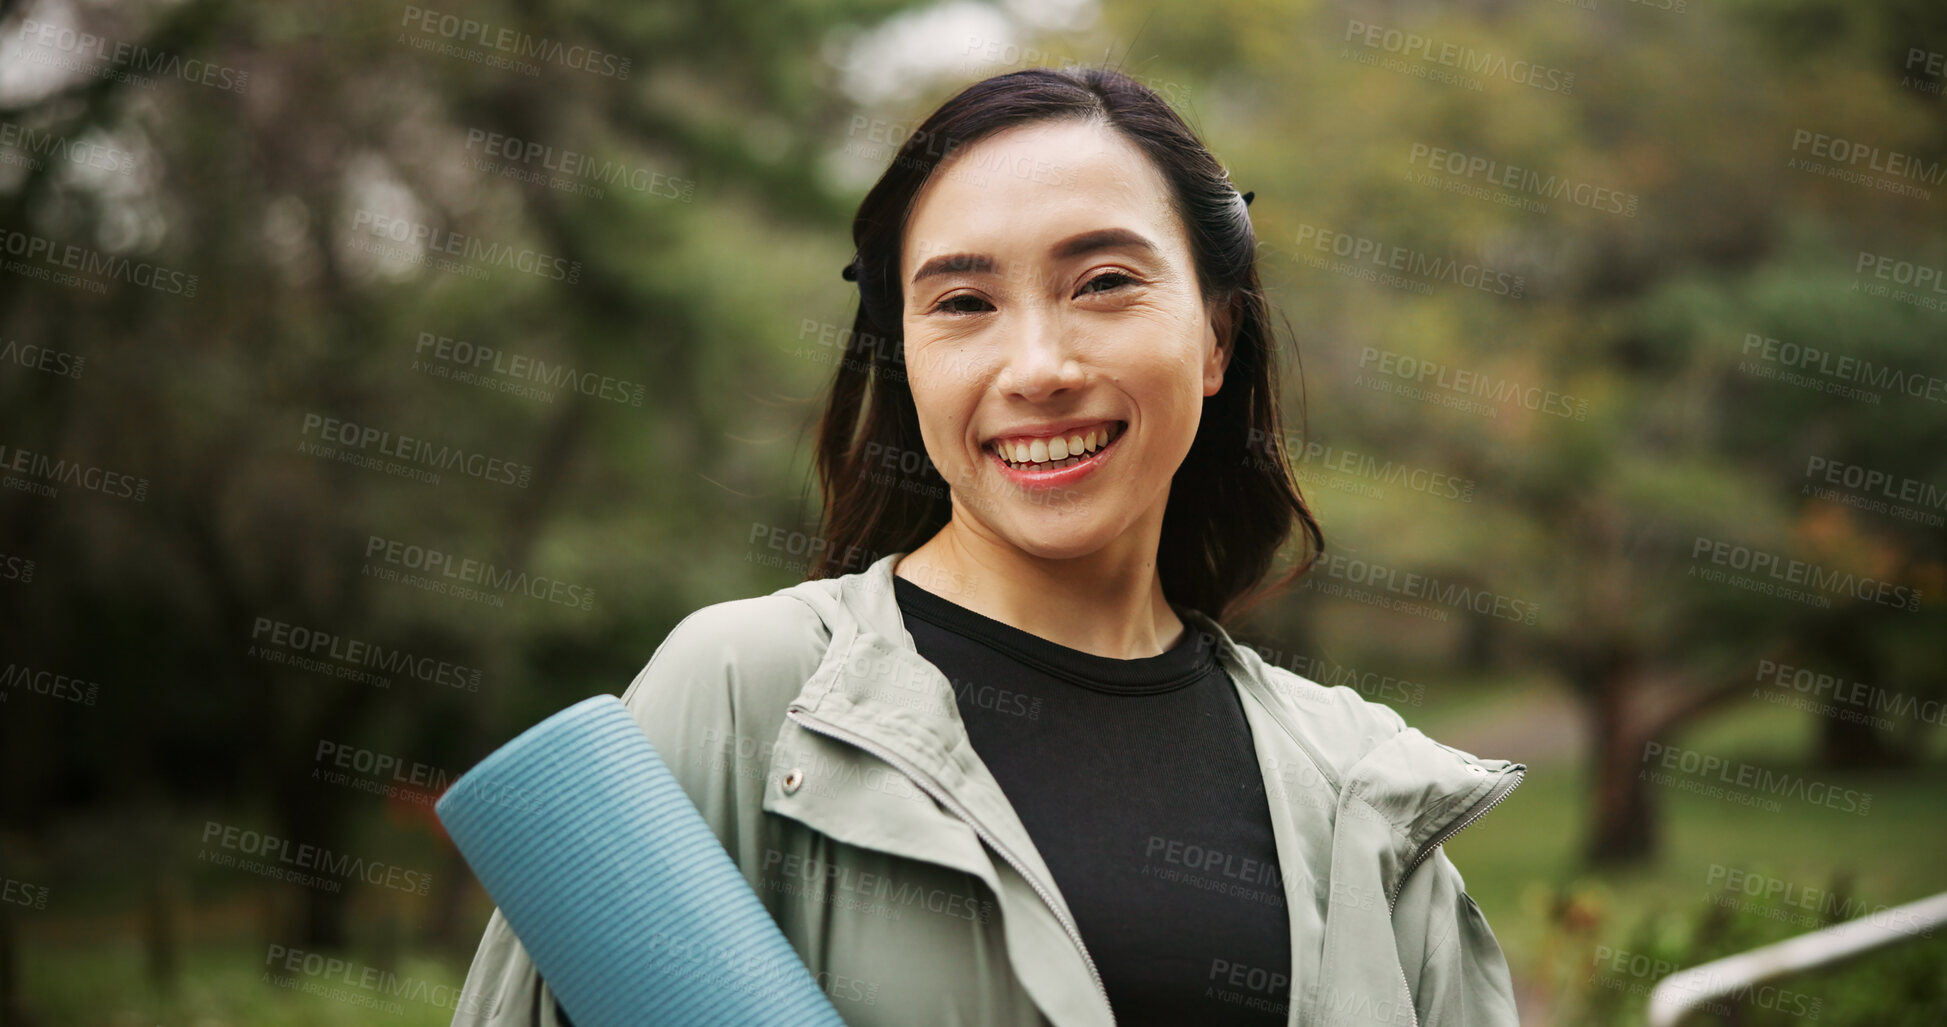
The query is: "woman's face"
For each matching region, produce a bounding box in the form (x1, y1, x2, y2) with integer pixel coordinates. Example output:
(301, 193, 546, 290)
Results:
(898, 117, 1230, 561)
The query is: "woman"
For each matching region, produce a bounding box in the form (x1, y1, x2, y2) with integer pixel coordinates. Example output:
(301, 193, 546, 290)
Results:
(454, 66, 1524, 1027)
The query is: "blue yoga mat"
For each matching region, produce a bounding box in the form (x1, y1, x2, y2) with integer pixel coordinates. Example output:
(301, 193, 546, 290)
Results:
(436, 694, 847, 1027)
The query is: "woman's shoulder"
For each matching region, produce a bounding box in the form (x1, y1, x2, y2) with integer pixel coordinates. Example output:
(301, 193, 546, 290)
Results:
(617, 590, 835, 739)
(1224, 639, 1413, 767)
(1248, 652, 1509, 784)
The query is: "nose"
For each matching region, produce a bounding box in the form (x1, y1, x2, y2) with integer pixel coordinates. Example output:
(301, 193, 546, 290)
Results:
(995, 307, 1085, 402)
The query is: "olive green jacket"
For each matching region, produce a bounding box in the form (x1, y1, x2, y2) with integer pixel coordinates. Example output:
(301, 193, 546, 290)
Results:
(452, 550, 1525, 1026)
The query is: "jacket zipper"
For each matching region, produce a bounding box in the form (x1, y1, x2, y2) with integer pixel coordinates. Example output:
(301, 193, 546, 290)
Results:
(1378, 767, 1525, 1027)
(1387, 768, 1524, 915)
(784, 706, 1117, 1023)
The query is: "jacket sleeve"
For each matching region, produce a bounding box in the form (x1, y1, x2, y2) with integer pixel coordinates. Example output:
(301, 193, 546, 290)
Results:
(449, 908, 576, 1026)
(447, 596, 829, 1027)
(1406, 846, 1520, 1027)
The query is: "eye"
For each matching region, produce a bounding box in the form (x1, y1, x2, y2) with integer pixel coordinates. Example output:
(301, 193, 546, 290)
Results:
(930, 292, 994, 315)
(1078, 271, 1137, 296)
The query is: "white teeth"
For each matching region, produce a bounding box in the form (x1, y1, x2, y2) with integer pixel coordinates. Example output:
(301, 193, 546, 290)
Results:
(992, 421, 1121, 470)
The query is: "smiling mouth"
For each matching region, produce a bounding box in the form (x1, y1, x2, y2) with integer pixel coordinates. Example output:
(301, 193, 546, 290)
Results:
(987, 420, 1126, 472)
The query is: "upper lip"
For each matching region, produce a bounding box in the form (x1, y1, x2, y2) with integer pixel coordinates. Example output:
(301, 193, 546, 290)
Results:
(982, 418, 1124, 446)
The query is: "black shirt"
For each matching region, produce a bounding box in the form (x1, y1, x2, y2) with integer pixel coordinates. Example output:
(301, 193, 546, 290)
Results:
(893, 574, 1293, 1026)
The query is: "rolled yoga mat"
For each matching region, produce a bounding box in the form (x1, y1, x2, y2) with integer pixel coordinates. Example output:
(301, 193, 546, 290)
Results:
(436, 694, 848, 1027)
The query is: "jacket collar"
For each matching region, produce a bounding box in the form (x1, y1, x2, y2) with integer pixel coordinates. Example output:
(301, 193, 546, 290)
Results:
(778, 549, 1524, 908)
(775, 550, 1524, 1026)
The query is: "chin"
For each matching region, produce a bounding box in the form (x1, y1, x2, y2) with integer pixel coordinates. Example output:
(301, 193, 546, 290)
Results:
(996, 523, 1124, 562)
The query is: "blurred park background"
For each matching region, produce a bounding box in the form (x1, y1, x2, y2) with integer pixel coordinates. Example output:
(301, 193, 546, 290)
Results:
(2, 0, 1945, 1023)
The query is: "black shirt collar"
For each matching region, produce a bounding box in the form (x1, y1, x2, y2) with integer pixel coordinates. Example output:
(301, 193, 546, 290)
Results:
(892, 573, 1217, 696)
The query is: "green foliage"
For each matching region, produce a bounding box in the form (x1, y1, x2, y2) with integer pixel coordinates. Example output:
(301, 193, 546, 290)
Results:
(3, 0, 1944, 1021)
(1569, 870, 1947, 1026)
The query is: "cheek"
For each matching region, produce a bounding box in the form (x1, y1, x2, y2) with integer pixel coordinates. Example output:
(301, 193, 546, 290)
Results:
(906, 383, 975, 463)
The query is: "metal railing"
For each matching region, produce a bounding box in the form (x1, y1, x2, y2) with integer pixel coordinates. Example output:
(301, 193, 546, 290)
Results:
(1646, 889, 1947, 1026)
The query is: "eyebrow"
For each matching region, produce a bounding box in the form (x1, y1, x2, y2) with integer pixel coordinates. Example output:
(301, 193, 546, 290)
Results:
(908, 227, 1158, 285)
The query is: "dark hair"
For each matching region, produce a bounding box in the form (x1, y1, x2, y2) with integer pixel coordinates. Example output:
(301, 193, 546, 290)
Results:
(804, 65, 1323, 626)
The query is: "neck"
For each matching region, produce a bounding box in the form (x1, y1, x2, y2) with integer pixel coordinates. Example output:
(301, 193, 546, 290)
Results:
(893, 515, 1184, 661)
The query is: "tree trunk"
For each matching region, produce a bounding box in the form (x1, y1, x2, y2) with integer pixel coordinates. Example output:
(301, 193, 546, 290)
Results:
(1811, 619, 1909, 770)
(142, 867, 181, 995)
(1816, 707, 1908, 769)
(0, 903, 23, 1027)
(1584, 665, 1657, 865)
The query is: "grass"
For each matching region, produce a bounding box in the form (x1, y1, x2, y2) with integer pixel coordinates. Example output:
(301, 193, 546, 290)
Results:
(20, 939, 466, 1026)
(1434, 679, 1947, 1021)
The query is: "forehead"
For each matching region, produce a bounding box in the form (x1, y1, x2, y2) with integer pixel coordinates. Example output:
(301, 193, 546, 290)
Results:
(900, 118, 1185, 275)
